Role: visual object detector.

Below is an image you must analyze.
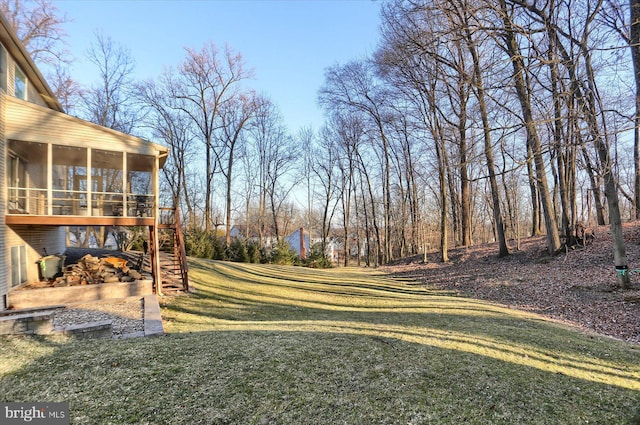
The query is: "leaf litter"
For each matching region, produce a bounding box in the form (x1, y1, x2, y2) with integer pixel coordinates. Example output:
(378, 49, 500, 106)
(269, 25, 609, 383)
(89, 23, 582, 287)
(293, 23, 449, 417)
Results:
(386, 221, 640, 344)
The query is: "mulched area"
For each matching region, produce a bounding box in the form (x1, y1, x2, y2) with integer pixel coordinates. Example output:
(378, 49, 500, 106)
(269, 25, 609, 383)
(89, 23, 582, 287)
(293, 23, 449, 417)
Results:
(384, 221, 640, 344)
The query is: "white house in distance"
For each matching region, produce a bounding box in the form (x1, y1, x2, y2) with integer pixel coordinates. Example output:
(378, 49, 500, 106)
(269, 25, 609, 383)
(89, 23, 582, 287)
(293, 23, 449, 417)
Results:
(285, 228, 342, 263)
(0, 12, 169, 310)
(228, 224, 277, 249)
(230, 224, 342, 263)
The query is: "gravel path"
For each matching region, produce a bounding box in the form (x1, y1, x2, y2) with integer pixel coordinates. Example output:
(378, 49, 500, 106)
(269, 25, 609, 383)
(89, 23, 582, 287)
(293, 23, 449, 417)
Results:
(52, 297, 144, 337)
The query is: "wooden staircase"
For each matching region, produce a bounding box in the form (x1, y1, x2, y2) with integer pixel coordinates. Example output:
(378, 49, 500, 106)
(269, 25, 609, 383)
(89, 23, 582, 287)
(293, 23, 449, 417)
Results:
(157, 207, 189, 294)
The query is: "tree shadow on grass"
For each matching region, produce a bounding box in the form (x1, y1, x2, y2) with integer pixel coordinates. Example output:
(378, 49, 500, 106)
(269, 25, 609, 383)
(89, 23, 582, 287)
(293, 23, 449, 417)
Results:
(160, 258, 640, 393)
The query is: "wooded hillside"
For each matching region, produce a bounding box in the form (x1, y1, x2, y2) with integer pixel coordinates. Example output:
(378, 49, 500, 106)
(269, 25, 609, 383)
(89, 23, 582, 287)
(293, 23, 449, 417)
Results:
(387, 221, 640, 344)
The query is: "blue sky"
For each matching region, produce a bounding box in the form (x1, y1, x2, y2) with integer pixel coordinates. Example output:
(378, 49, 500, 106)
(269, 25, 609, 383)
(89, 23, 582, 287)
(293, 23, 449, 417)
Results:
(55, 0, 382, 132)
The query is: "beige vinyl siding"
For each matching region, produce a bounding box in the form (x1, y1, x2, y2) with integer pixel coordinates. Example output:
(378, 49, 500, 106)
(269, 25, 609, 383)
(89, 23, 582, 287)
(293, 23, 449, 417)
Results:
(6, 225, 65, 287)
(6, 53, 13, 97)
(0, 93, 6, 309)
(5, 96, 167, 158)
(2, 48, 48, 108)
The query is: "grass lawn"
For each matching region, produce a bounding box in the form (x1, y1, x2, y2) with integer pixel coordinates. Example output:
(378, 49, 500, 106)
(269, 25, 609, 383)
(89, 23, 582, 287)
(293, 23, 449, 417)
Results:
(1, 258, 640, 424)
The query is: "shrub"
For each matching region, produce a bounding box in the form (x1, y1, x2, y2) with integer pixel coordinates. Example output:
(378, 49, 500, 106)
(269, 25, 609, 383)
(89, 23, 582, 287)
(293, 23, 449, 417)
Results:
(304, 243, 333, 269)
(246, 241, 264, 263)
(184, 228, 216, 259)
(227, 239, 250, 263)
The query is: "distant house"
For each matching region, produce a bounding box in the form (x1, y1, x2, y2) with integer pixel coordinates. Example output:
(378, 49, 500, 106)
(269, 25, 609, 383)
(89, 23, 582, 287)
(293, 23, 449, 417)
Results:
(284, 228, 343, 263)
(228, 225, 247, 240)
(286, 228, 310, 259)
(229, 224, 277, 249)
(324, 238, 342, 263)
(0, 12, 169, 310)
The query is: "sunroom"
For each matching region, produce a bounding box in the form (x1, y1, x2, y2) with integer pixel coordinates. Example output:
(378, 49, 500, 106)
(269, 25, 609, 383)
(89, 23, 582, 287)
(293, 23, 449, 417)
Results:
(3, 95, 169, 298)
(8, 141, 159, 222)
(4, 96, 168, 228)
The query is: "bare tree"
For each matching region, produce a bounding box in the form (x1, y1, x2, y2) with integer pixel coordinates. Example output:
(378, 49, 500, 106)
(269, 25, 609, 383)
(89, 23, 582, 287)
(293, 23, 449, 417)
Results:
(0, 0, 70, 65)
(219, 91, 261, 246)
(319, 60, 395, 263)
(453, 0, 510, 257)
(377, 1, 457, 261)
(171, 42, 253, 232)
(0, 0, 78, 109)
(312, 123, 342, 256)
(334, 114, 363, 266)
(497, 0, 562, 255)
(299, 126, 316, 248)
(81, 32, 139, 133)
(505, 0, 630, 285)
(47, 67, 82, 112)
(74, 32, 141, 249)
(630, 0, 640, 219)
(600, 0, 640, 218)
(137, 76, 198, 227)
(249, 98, 299, 242)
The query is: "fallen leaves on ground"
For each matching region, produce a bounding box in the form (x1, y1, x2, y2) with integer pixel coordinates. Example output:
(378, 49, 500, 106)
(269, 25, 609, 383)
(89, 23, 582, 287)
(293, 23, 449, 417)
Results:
(385, 221, 640, 344)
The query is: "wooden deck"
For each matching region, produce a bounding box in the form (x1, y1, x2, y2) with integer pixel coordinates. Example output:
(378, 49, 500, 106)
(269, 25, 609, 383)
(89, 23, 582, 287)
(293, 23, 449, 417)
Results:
(7, 207, 189, 295)
(6, 214, 155, 227)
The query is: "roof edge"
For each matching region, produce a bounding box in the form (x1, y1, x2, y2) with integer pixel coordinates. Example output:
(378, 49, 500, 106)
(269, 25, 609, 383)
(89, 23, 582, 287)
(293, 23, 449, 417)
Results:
(0, 12, 63, 112)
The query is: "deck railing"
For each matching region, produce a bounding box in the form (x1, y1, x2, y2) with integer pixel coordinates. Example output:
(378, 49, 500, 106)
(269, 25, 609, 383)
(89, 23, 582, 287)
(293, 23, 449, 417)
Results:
(7, 187, 156, 217)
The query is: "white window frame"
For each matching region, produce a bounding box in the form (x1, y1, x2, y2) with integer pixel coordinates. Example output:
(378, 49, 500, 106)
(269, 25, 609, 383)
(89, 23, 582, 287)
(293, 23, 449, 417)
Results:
(10, 245, 27, 287)
(14, 64, 26, 100)
(0, 43, 7, 93)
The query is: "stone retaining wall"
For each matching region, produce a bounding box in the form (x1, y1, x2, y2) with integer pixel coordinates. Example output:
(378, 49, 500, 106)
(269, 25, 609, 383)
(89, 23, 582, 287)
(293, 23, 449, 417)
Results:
(8, 280, 153, 309)
(55, 320, 113, 338)
(0, 311, 53, 335)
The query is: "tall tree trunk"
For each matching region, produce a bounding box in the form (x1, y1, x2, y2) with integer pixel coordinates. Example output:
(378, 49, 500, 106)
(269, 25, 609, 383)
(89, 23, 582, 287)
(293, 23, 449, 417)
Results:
(526, 138, 540, 236)
(380, 130, 393, 264)
(436, 138, 449, 262)
(580, 144, 607, 225)
(631, 0, 640, 218)
(341, 166, 352, 267)
(358, 153, 381, 267)
(205, 143, 212, 232)
(549, 40, 573, 240)
(500, 0, 562, 255)
(459, 99, 472, 246)
(584, 56, 631, 287)
(444, 145, 459, 247)
(463, 25, 509, 257)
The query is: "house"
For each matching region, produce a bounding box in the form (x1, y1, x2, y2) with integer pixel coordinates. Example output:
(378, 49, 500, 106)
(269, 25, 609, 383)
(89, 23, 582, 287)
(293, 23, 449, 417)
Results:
(285, 228, 310, 259)
(229, 224, 277, 249)
(228, 225, 246, 240)
(285, 227, 343, 263)
(0, 13, 169, 310)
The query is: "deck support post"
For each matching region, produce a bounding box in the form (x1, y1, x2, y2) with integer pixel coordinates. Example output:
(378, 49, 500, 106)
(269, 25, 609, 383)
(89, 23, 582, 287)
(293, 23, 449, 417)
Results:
(149, 223, 162, 296)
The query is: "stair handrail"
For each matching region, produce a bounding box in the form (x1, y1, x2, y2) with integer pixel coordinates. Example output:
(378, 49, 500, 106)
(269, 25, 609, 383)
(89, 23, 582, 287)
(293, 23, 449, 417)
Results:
(172, 206, 189, 291)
